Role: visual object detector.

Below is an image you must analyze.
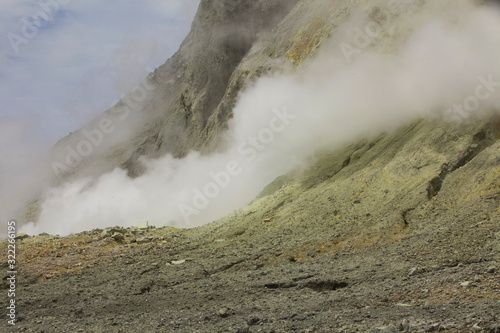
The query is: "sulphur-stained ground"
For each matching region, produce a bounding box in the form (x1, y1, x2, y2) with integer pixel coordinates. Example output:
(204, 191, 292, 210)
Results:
(2, 118, 500, 332)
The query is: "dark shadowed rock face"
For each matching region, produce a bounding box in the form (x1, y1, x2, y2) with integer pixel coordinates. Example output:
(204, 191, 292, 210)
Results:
(147, 0, 300, 158)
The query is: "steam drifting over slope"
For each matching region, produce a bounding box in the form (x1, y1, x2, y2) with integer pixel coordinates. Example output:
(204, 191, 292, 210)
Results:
(21, 0, 500, 236)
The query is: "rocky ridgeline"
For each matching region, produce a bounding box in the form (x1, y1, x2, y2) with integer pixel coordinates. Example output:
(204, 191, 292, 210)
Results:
(13, 221, 165, 245)
(99, 221, 159, 244)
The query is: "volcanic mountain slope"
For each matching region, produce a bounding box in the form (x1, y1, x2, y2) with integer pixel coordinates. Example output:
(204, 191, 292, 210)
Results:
(5, 116, 500, 332)
(5, 0, 500, 331)
(23, 0, 323, 224)
(28, 0, 499, 221)
(22, 0, 365, 224)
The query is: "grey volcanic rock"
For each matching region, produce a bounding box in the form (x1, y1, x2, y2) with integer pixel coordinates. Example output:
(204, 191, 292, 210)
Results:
(370, 325, 398, 333)
(111, 232, 124, 241)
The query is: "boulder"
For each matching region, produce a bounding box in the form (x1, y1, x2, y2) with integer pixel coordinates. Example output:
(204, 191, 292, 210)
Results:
(15, 233, 29, 240)
(134, 221, 149, 230)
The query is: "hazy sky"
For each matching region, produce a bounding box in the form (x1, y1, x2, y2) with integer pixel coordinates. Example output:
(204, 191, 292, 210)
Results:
(0, 0, 199, 167)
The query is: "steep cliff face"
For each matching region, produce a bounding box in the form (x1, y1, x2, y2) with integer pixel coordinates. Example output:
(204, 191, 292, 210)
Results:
(48, 0, 300, 182)
(133, 0, 301, 158)
(47, 0, 369, 183)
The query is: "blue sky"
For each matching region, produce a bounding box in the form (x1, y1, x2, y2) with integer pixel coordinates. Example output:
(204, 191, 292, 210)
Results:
(0, 0, 199, 169)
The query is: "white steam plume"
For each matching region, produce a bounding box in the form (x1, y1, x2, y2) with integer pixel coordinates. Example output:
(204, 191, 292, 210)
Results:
(21, 0, 500, 235)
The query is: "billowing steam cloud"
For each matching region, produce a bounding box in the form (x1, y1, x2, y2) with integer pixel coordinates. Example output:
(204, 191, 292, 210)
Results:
(0, 0, 199, 238)
(21, 0, 500, 236)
